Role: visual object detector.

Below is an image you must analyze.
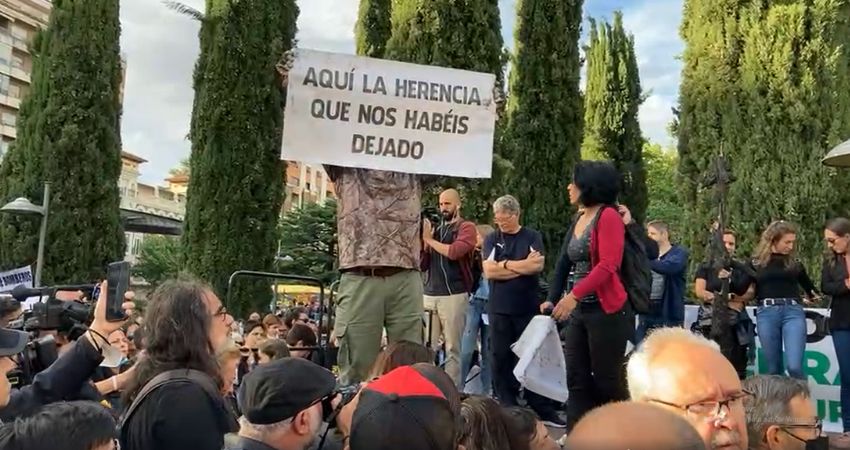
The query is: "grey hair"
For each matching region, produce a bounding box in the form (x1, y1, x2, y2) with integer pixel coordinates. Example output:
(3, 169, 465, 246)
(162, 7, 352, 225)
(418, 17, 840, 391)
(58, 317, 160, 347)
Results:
(493, 195, 521, 216)
(238, 416, 293, 440)
(627, 327, 720, 401)
(742, 375, 810, 445)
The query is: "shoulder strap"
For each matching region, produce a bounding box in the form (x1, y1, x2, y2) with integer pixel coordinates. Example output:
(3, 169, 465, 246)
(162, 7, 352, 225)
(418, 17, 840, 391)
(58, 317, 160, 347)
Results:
(120, 369, 220, 431)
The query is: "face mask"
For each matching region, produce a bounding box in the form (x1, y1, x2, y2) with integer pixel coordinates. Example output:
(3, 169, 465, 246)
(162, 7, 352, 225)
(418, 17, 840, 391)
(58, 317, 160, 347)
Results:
(804, 436, 829, 450)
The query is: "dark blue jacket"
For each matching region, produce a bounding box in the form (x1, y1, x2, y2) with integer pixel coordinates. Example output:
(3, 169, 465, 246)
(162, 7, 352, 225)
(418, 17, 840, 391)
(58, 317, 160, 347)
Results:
(649, 245, 689, 323)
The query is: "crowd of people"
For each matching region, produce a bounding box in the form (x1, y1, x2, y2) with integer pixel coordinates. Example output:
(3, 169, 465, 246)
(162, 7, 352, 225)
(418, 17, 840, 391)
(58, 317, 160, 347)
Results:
(0, 49, 848, 448)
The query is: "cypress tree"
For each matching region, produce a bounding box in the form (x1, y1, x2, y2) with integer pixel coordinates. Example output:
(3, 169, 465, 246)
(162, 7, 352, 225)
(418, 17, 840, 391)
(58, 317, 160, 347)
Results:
(355, 0, 392, 58)
(182, 0, 298, 317)
(677, 0, 850, 269)
(384, 0, 507, 224)
(504, 0, 584, 270)
(728, 1, 850, 269)
(676, 0, 748, 266)
(0, 0, 124, 283)
(582, 12, 648, 224)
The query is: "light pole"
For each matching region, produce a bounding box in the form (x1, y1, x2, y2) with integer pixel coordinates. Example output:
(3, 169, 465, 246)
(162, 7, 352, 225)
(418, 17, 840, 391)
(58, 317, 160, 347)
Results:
(1, 182, 50, 287)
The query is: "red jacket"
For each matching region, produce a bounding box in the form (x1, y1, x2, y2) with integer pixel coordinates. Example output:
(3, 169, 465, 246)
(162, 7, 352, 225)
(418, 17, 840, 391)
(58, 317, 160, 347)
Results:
(571, 207, 627, 313)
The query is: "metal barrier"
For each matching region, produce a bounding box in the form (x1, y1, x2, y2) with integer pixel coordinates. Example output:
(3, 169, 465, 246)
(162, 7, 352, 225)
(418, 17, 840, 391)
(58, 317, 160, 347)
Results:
(226, 271, 335, 368)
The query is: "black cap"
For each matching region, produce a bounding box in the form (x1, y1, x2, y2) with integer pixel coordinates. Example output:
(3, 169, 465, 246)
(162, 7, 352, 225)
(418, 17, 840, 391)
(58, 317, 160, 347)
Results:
(0, 327, 27, 357)
(239, 357, 336, 425)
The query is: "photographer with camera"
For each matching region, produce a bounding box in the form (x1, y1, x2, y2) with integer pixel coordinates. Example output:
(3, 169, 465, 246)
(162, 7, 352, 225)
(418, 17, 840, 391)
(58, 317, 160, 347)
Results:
(0, 281, 134, 422)
(421, 189, 478, 387)
(233, 357, 337, 450)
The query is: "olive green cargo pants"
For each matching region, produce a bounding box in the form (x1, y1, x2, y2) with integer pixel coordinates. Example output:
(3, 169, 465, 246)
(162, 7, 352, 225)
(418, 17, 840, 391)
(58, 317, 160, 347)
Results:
(334, 269, 424, 385)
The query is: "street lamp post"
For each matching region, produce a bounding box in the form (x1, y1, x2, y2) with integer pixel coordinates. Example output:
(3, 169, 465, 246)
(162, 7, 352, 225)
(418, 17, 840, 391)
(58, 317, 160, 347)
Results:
(1, 182, 50, 287)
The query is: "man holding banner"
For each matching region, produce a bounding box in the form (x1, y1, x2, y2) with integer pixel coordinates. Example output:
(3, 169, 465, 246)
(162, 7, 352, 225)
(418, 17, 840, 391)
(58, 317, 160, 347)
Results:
(278, 49, 500, 384)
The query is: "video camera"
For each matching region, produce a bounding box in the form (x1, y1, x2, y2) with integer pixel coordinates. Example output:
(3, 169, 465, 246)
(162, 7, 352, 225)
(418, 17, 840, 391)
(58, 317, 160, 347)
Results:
(421, 207, 442, 227)
(5, 284, 97, 388)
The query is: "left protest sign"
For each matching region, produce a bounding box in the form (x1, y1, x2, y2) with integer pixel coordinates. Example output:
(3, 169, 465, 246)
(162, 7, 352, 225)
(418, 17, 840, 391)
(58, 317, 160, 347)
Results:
(0, 265, 33, 294)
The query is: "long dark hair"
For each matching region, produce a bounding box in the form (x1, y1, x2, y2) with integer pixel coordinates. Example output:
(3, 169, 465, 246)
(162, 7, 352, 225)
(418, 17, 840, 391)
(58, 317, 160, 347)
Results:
(826, 217, 850, 261)
(124, 279, 222, 403)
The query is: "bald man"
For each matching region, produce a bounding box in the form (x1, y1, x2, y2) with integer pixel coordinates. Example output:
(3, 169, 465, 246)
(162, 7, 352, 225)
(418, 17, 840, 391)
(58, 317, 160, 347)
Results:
(422, 189, 478, 386)
(628, 327, 749, 450)
(567, 402, 705, 450)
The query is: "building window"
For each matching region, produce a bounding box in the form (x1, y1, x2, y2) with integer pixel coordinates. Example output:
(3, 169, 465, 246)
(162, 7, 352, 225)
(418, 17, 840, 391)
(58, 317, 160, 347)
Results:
(2, 112, 15, 127)
(0, 44, 11, 68)
(8, 83, 19, 98)
(10, 25, 26, 41)
(0, 75, 8, 95)
(11, 55, 22, 70)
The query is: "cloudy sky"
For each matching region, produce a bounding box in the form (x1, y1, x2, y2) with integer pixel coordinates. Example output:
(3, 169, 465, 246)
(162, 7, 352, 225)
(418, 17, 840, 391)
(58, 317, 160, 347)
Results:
(121, 0, 683, 184)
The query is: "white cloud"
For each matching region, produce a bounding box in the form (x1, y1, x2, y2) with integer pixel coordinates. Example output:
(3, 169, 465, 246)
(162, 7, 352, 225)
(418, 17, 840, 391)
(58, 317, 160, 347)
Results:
(119, 0, 682, 183)
(119, 0, 356, 184)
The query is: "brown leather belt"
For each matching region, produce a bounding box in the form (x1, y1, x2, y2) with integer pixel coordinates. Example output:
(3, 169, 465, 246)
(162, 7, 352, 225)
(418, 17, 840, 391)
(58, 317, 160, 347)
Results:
(342, 266, 406, 278)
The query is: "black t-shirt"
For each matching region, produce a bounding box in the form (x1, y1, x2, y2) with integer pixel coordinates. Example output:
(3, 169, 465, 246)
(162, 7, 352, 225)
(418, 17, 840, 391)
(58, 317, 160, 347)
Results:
(483, 227, 545, 315)
(752, 255, 816, 300)
(694, 260, 753, 297)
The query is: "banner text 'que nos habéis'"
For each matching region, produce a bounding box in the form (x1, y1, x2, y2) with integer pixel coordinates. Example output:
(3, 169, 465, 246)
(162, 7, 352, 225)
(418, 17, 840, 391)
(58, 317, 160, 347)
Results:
(282, 49, 497, 178)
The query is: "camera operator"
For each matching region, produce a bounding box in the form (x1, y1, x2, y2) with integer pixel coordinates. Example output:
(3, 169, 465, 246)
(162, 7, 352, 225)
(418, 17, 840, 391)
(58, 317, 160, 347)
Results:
(0, 281, 134, 422)
(421, 189, 478, 387)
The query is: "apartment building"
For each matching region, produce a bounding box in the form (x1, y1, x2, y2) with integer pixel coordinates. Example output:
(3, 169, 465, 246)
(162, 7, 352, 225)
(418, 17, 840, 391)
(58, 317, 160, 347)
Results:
(0, 0, 50, 163)
(119, 152, 188, 263)
(282, 161, 335, 213)
(119, 154, 333, 263)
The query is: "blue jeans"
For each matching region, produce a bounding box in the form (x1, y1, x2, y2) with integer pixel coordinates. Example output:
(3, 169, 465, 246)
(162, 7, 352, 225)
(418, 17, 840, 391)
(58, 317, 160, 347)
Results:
(460, 296, 490, 393)
(756, 304, 806, 379)
(832, 330, 850, 431)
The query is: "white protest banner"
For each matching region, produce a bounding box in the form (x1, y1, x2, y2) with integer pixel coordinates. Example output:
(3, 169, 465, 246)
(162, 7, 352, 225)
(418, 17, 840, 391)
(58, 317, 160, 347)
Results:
(0, 265, 33, 294)
(282, 49, 497, 178)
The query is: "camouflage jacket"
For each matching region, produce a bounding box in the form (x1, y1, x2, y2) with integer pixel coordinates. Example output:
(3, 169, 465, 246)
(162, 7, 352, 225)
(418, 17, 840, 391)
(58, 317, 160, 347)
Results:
(326, 166, 421, 270)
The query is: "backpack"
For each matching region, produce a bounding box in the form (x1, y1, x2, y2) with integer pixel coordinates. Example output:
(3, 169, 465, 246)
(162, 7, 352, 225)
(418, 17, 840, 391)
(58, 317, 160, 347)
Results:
(621, 224, 653, 314)
(119, 369, 237, 442)
(597, 207, 652, 315)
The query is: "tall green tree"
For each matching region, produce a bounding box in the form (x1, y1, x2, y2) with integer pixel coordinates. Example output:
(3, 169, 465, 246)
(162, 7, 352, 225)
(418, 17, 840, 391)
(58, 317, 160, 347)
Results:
(355, 0, 392, 58)
(504, 0, 584, 271)
(643, 143, 683, 233)
(0, 0, 124, 283)
(133, 236, 182, 288)
(277, 200, 337, 285)
(677, 0, 754, 266)
(384, 0, 508, 224)
(582, 12, 648, 224)
(677, 0, 850, 269)
(182, 0, 298, 317)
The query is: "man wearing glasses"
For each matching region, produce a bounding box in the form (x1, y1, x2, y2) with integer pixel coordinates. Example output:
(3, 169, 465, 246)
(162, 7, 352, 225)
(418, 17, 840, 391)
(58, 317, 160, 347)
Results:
(743, 375, 826, 450)
(627, 327, 750, 450)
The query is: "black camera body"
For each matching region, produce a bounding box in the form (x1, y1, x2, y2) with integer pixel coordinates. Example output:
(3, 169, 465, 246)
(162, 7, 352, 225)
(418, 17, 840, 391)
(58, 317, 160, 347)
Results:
(421, 207, 442, 227)
(5, 285, 96, 387)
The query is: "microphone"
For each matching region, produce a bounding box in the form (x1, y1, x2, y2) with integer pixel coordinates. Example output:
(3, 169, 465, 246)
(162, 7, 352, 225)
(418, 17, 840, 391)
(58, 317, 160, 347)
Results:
(10, 284, 96, 302)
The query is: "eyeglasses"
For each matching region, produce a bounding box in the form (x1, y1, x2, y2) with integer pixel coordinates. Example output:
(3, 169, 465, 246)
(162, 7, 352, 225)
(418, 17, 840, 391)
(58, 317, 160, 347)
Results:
(778, 418, 823, 440)
(649, 389, 754, 420)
